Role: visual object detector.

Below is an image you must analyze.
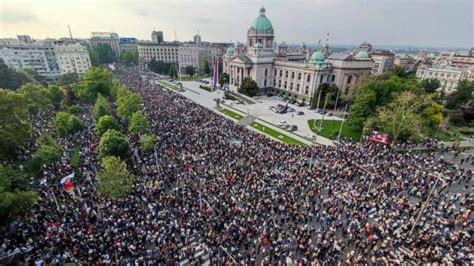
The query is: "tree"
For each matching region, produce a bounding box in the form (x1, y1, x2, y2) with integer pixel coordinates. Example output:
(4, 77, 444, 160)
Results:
(18, 83, 52, 114)
(30, 136, 63, 170)
(421, 79, 441, 93)
(140, 134, 156, 151)
(129, 112, 150, 134)
(0, 165, 37, 225)
(168, 64, 177, 79)
(369, 91, 430, 143)
(239, 77, 258, 97)
(219, 73, 230, 87)
(97, 156, 135, 199)
(72, 67, 115, 102)
(93, 93, 111, 120)
(0, 58, 29, 90)
(312, 83, 339, 108)
(117, 88, 143, 121)
(46, 85, 65, 109)
(0, 89, 31, 159)
(446, 79, 474, 109)
(95, 115, 120, 137)
(185, 65, 195, 76)
(89, 44, 116, 66)
(57, 73, 79, 86)
(119, 50, 138, 66)
(67, 104, 83, 114)
(54, 111, 84, 137)
(203, 60, 211, 76)
(347, 89, 377, 129)
(99, 129, 130, 158)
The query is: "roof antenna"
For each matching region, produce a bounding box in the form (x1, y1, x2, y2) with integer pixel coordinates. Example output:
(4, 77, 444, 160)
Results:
(174, 30, 177, 41)
(68, 25, 74, 41)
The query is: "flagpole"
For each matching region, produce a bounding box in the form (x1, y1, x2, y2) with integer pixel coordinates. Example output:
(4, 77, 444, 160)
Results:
(337, 103, 348, 142)
(318, 94, 328, 137)
(313, 92, 321, 128)
(51, 189, 61, 214)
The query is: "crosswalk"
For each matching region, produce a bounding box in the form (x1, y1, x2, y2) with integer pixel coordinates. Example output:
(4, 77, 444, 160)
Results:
(178, 236, 211, 266)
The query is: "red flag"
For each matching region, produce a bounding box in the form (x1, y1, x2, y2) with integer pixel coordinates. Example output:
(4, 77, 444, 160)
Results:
(369, 131, 389, 144)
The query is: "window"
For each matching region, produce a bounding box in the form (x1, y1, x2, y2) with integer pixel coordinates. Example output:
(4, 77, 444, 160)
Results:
(264, 79, 267, 87)
(278, 80, 281, 88)
(331, 74, 335, 82)
(347, 75, 352, 84)
(290, 83, 293, 91)
(274, 69, 277, 76)
(305, 86, 309, 95)
(307, 75, 311, 82)
(265, 69, 268, 76)
(284, 81, 287, 89)
(279, 70, 282, 77)
(296, 84, 300, 92)
(273, 79, 276, 86)
(298, 73, 302, 80)
(285, 71, 288, 78)
(291, 72, 295, 79)
(319, 75, 324, 83)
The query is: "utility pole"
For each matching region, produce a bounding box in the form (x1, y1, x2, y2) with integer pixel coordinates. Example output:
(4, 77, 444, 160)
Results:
(337, 104, 348, 142)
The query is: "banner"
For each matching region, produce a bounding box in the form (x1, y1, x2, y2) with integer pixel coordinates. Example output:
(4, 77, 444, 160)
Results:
(369, 131, 390, 144)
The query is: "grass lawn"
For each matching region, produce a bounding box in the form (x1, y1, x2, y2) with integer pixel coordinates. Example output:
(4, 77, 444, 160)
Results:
(70, 146, 81, 168)
(180, 76, 207, 81)
(308, 119, 362, 142)
(250, 122, 306, 146)
(158, 80, 180, 92)
(432, 128, 465, 142)
(218, 108, 244, 121)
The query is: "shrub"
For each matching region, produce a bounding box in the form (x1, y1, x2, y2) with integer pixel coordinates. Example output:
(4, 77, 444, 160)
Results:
(99, 129, 130, 158)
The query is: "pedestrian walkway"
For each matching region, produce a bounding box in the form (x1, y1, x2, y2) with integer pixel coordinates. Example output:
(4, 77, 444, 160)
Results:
(178, 236, 210, 266)
(238, 114, 256, 126)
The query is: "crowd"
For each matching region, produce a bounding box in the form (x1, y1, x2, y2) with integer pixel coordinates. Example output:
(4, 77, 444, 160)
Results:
(0, 65, 472, 264)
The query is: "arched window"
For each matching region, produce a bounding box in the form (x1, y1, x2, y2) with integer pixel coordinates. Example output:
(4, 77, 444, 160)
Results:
(290, 82, 293, 90)
(274, 69, 277, 76)
(279, 70, 282, 77)
(305, 86, 309, 95)
(331, 74, 335, 82)
(347, 75, 353, 84)
(291, 72, 295, 79)
(278, 80, 281, 88)
(284, 81, 287, 89)
(307, 75, 311, 82)
(296, 84, 300, 92)
(298, 73, 302, 80)
(264, 69, 268, 76)
(285, 71, 289, 78)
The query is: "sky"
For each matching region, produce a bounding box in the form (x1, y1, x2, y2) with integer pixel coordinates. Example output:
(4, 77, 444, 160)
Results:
(0, 0, 472, 48)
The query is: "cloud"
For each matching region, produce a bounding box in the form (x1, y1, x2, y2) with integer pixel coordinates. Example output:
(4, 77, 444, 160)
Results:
(0, 6, 38, 23)
(191, 17, 212, 24)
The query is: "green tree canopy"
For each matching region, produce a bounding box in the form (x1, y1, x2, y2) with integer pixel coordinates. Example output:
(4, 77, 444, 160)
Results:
(129, 112, 150, 134)
(148, 58, 172, 75)
(0, 89, 31, 159)
(0, 58, 29, 90)
(18, 83, 52, 114)
(97, 156, 135, 199)
(30, 136, 63, 171)
(446, 79, 474, 109)
(89, 44, 117, 66)
(219, 72, 230, 87)
(168, 64, 177, 79)
(99, 129, 130, 158)
(119, 50, 138, 66)
(239, 77, 259, 97)
(203, 60, 211, 76)
(0, 165, 37, 225)
(347, 89, 377, 129)
(93, 93, 112, 120)
(57, 73, 79, 86)
(72, 67, 116, 102)
(421, 79, 441, 93)
(185, 65, 195, 76)
(140, 134, 156, 151)
(117, 88, 143, 121)
(46, 85, 65, 109)
(96, 115, 120, 137)
(54, 111, 84, 137)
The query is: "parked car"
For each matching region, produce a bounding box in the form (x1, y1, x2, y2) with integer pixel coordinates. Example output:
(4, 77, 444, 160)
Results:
(266, 93, 274, 97)
(327, 112, 334, 117)
(287, 108, 295, 112)
(277, 121, 288, 127)
(296, 111, 304, 115)
(288, 125, 298, 131)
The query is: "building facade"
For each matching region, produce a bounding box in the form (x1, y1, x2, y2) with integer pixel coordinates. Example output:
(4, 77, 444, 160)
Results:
(137, 43, 179, 67)
(416, 64, 473, 93)
(178, 44, 199, 75)
(394, 55, 418, 72)
(222, 7, 373, 103)
(0, 40, 60, 79)
(370, 50, 395, 75)
(151, 31, 164, 44)
(119, 37, 138, 54)
(89, 32, 120, 56)
(54, 43, 92, 75)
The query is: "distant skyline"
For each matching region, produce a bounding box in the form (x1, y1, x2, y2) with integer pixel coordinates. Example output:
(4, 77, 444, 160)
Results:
(0, 0, 472, 49)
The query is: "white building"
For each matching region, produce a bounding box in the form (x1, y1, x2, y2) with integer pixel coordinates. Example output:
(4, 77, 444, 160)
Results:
(137, 42, 179, 67)
(0, 41, 60, 79)
(178, 44, 199, 75)
(222, 7, 373, 103)
(416, 64, 473, 93)
(89, 32, 121, 56)
(54, 43, 92, 75)
(370, 50, 395, 75)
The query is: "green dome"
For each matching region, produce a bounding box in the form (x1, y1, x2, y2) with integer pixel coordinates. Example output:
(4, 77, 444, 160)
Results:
(251, 7, 273, 33)
(279, 42, 288, 49)
(226, 47, 235, 55)
(355, 50, 369, 59)
(309, 51, 325, 64)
